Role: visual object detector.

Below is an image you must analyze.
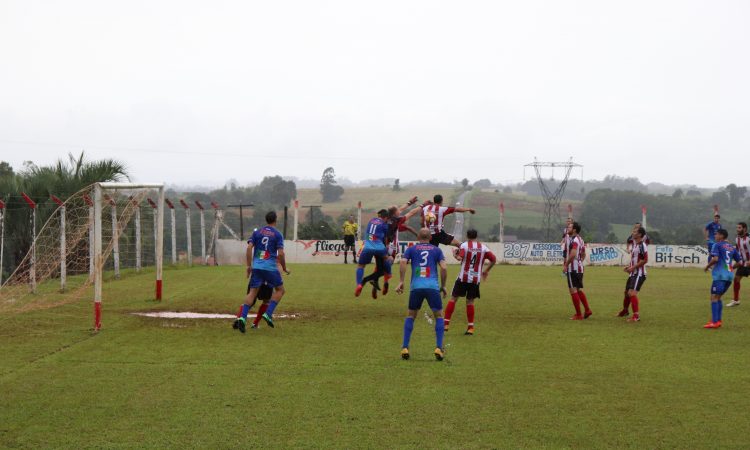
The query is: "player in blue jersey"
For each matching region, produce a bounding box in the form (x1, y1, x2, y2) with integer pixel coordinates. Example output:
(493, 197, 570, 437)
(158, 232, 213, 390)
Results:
(704, 214, 722, 253)
(355, 209, 389, 297)
(703, 228, 742, 329)
(395, 228, 448, 361)
(232, 211, 290, 332)
(363, 196, 422, 298)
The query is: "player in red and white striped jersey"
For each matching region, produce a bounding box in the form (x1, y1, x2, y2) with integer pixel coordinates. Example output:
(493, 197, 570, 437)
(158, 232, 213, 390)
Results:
(728, 222, 750, 307)
(563, 221, 592, 320)
(626, 222, 651, 252)
(621, 222, 651, 312)
(421, 194, 475, 248)
(617, 226, 648, 321)
(444, 229, 496, 335)
(560, 218, 573, 257)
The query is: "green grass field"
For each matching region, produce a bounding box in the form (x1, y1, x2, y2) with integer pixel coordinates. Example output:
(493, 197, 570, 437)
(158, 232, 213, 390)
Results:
(2, 264, 749, 449)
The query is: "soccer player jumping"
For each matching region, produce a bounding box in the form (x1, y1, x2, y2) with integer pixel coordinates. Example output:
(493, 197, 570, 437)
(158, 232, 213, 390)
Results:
(396, 228, 449, 361)
(563, 221, 592, 320)
(378, 198, 422, 296)
(422, 194, 475, 248)
(703, 228, 742, 329)
(354, 209, 389, 297)
(444, 229, 496, 335)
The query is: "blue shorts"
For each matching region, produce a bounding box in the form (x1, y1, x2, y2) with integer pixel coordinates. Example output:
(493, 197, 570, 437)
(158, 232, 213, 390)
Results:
(358, 247, 386, 265)
(408, 288, 443, 312)
(249, 269, 283, 289)
(711, 280, 732, 296)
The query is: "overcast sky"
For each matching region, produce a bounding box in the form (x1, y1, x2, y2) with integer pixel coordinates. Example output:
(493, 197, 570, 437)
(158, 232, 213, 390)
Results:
(1, 1, 749, 188)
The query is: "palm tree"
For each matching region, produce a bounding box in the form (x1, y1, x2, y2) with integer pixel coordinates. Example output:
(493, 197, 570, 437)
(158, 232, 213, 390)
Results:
(1, 152, 129, 280)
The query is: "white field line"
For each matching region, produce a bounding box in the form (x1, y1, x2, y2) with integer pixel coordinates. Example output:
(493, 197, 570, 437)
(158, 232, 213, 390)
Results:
(131, 311, 299, 319)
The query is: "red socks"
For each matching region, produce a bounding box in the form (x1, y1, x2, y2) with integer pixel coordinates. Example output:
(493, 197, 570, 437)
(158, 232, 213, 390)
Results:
(253, 303, 269, 327)
(623, 292, 631, 311)
(631, 295, 640, 316)
(445, 300, 456, 324)
(570, 293, 582, 315)
(467, 304, 475, 326)
(733, 279, 741, 301)
(578, 291, 591, 313)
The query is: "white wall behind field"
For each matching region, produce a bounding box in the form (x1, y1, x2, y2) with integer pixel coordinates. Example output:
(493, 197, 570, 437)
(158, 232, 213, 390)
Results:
(215, 240, 708, 268)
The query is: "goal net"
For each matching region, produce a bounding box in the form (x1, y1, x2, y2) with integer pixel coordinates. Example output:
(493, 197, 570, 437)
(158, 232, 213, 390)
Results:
(0, 182, 165, 330)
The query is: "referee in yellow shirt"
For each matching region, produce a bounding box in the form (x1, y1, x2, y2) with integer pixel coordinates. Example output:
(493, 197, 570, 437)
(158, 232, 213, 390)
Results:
(342, 215, 358, 263)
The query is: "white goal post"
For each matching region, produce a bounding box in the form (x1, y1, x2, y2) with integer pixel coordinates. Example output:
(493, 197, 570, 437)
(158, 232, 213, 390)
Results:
(0, 182, 166, 331)
(93, 182, 164, 330)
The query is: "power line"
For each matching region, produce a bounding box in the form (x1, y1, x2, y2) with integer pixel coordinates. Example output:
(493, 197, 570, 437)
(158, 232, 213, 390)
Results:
(0, 138, 513, 163)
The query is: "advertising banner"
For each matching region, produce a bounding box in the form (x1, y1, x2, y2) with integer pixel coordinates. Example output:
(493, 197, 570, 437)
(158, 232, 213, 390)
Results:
(215, 239, 709, 268)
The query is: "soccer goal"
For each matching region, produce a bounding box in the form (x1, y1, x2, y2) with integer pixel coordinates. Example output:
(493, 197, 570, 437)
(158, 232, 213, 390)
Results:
(0, 182, 165, 330)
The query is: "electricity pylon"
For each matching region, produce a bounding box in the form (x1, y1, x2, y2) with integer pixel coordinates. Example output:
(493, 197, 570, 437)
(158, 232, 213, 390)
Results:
(524, 158, 583, 240)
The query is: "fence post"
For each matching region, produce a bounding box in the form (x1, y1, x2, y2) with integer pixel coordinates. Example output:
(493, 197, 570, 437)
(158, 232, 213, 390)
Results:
(180, 200, 192, 267)
(147, 198, 159, 266)
(293, 200, 299, 240)
(357, 201, 362, 240)
(165, 198, 176, 264)
(84, 194, 94, 280)
(499, 202, 505, 244)
(105, 195, 120, 279)
(51, 195, 66, 290)
(20, 192, 36, 293)
(132, 197, 142, 272)
(195, 201, 206, 264)
(0, 200, 5, 286)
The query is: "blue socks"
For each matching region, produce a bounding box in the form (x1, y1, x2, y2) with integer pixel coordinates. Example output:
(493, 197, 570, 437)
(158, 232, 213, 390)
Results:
(717, 300, 723, 322)
(265, 301, 278, 318)
(402, 317, 414, 348)
(435, 317, 445, 349)
(356, 267, 364, 285)
(385, 259, 392, 276)
(711, 300, 723, 322)
(401, 316, 445, 350)
(241, 304, 250, 320)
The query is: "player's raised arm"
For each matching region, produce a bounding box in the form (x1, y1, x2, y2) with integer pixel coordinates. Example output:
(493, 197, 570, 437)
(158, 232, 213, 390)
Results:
(395, 196, 419, 215)
(455, 206, 476, 214)
(403, 204, 422, 220)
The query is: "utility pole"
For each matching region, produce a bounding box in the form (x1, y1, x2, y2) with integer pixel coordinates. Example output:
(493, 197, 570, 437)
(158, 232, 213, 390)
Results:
(227, 203, 254, 240)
